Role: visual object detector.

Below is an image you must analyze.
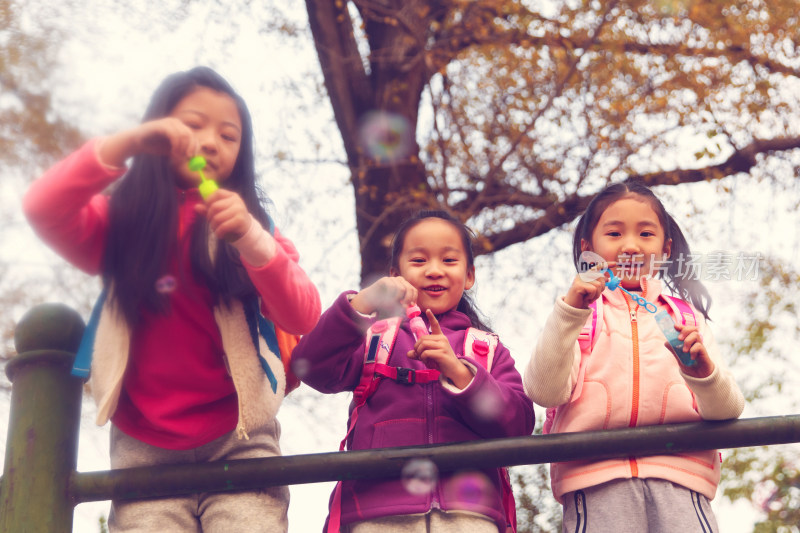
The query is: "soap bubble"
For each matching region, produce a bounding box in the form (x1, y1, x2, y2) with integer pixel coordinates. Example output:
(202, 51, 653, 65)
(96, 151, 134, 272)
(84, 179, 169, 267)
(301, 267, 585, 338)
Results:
(444, 471, 493, 509)
(155, 275, 177, 293)
(577, 251, 608, 282)
(470, 387, 503, 422)
(358, 111, 413, 162)
(291, 357, 310, 379)
(401, 458, 438, 495)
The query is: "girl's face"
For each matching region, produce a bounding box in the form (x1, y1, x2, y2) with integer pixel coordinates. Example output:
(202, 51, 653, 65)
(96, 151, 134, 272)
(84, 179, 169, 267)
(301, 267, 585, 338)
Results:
(169, 87, 242, 188)
(581, 196, 671, 290)
(392, 218, 475, 315)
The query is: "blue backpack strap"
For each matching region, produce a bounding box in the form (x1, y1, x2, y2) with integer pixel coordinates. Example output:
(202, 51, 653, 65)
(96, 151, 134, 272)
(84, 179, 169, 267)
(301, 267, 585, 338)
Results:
(72, 288, 107, 379)
(265, 213, 275, 236)
(243, 295, 281, 394)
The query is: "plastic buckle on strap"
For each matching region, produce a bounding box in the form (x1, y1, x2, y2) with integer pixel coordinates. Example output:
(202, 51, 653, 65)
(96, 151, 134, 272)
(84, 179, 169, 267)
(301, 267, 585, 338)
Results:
(396, 367, 416, 385)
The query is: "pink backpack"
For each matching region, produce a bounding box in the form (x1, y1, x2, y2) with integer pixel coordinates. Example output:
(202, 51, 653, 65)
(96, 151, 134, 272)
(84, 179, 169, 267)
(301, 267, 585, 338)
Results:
(327, 317, 517, 533)
(542, 294, 696, 434)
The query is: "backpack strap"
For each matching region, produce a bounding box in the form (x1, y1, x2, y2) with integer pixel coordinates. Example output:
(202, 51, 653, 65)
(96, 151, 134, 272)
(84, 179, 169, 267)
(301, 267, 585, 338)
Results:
(577, 298, 602, 352)
(463, 327, 516, 533)
(501, 467, 518, 533)
(326, 317, 404, 533)
(71, 288, 107, 379)
(340, 316, 401, 453)
(244, 295, 301, 395)
(463, 327, 500, 372)
(544, 298, 602, 435)
(659, 294, 696, 327)
(574, 299, 602, 400)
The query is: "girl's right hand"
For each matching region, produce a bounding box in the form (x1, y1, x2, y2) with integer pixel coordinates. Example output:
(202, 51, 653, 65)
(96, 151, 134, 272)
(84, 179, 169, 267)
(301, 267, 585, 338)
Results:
(563, 263, 615, 309)
(349, 276, 417, 317)
(98, 118, 199, 168)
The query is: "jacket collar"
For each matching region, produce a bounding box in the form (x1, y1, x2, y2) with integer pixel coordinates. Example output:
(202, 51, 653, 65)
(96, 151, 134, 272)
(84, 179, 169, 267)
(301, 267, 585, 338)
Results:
(430, 308, 473, 330)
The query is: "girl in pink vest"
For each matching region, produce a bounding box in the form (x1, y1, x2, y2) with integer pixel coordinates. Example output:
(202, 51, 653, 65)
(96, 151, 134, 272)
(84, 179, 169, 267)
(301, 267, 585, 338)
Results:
(524, 181, 743, 533)
(23, 67, 320, 532)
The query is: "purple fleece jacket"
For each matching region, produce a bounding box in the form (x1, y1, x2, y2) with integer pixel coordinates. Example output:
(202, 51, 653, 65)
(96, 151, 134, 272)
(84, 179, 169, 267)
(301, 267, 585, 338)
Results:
(292, 291, 535, 532)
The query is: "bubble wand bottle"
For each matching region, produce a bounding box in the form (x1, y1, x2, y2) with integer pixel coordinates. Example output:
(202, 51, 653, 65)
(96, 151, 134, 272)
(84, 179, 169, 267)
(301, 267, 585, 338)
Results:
(406, 305, 428, 341)
(188, 156, 218, 200)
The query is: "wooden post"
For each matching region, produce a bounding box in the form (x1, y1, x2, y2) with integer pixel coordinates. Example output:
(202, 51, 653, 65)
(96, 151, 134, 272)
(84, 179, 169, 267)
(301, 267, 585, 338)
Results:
(1, 303, 85, 533)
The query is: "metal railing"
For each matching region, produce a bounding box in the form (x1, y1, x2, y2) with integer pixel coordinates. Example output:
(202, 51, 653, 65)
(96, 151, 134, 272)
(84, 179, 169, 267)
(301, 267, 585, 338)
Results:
(3, 303, 800, 532)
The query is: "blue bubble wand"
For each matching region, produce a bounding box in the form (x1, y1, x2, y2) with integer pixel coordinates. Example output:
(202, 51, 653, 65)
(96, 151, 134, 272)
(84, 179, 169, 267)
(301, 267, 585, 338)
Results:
(603, 269, 658, 313)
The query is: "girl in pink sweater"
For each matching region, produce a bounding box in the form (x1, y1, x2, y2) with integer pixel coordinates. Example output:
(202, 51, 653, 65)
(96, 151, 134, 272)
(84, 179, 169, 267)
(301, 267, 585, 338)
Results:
(23, 66, 320, 532)
(524, 181, 743, 533)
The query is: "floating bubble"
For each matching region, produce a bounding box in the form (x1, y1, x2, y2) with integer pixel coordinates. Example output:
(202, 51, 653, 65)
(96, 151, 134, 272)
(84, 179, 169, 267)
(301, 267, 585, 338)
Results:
(577, 251, 608, 282)
(155, 275, 177, 293)
(358, 110, 414, 162)
(401, 458, 438, 496)
(469, 387, 503, 422)
(443, 471, 492, 509)
(291, 357, 311, 379)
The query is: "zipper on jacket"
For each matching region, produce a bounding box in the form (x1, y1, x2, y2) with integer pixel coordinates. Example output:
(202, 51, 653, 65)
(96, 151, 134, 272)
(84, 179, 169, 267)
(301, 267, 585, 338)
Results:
(625, 289, 643, 478)
(425, 383, 440, 509)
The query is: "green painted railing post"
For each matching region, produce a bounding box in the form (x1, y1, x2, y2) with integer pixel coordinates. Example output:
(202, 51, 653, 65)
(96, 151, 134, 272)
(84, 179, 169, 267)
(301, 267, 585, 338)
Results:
(1, 303, 85, 533)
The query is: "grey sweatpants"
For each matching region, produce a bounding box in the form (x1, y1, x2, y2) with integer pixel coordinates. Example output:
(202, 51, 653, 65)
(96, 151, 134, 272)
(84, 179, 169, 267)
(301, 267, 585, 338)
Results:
(562, 478, 718, 533)
(108, 421, 289, 533)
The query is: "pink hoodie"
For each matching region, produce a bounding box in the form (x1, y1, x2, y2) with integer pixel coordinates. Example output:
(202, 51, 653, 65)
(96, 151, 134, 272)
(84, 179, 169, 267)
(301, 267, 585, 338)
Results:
(23, 139, 321, 449)
(524, 277, 744, 502)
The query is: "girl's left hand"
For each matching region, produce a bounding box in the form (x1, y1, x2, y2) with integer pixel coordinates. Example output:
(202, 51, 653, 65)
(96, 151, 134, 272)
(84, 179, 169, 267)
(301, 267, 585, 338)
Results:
(195, 189, 250, 242)
(407, 310, 473, 389)
(666, 324, 715, 379)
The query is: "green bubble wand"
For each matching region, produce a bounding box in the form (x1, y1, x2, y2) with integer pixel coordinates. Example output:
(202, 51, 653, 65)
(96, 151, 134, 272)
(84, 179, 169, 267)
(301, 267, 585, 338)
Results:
(188, 156, 219, 200)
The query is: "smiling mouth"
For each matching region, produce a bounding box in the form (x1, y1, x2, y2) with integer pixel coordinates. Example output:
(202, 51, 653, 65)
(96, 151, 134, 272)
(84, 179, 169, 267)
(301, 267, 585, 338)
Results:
(424, 286, 447, 293)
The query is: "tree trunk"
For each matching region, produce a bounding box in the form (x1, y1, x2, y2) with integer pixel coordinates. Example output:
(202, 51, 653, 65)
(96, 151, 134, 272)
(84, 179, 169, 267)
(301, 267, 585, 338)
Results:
(305, 0, 436, 284)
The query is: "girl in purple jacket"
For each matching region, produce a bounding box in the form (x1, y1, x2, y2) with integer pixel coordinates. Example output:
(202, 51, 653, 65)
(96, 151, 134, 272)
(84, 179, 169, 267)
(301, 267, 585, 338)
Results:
(293, 210, 534, 533)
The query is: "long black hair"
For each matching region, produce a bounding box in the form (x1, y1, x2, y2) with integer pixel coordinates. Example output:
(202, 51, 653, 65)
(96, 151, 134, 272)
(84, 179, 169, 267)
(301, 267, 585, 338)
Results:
(390, 210, 492, 331)
(572, 180, 712, 320)
(103, 66, 270, 327)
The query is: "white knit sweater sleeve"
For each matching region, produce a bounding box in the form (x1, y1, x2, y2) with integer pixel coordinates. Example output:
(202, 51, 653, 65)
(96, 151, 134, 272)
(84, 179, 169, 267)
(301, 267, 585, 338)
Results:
(681, 318, 745, 420)
(524, 297, 592, 408)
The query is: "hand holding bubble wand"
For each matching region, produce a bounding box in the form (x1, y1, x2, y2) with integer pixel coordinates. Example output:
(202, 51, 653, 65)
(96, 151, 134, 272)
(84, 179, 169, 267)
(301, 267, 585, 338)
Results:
(577, 251, 656, 311)
(188, 156, 219, 200)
